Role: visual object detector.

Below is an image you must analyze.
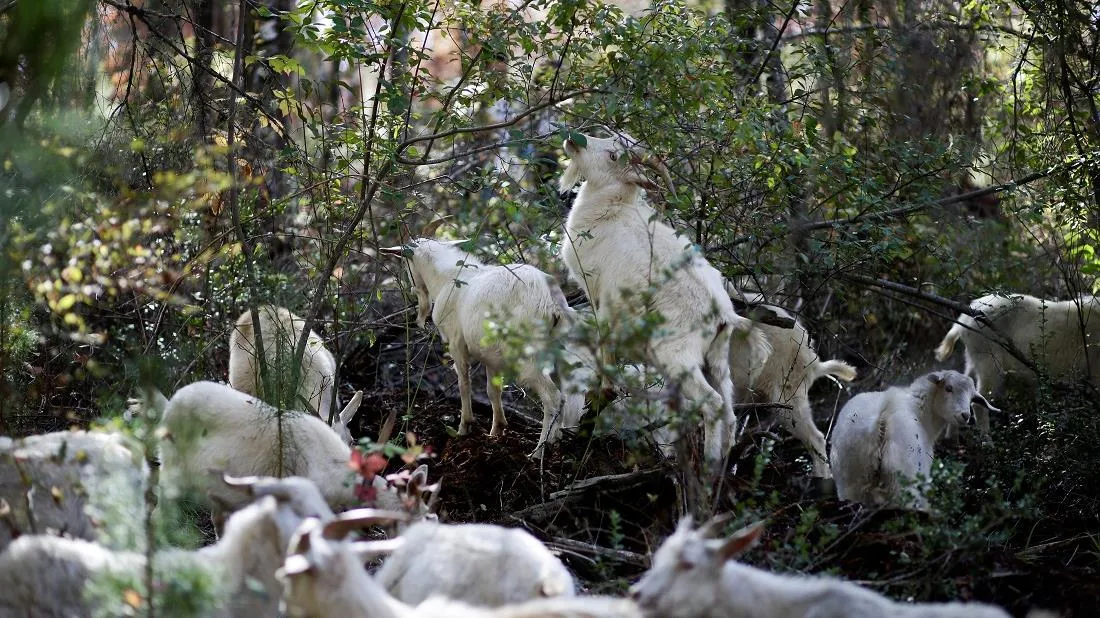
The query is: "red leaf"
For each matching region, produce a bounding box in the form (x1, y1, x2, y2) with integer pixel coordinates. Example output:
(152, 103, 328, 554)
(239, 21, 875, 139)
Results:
(349, 450, 387, 481)
(354, 481, 379, 504)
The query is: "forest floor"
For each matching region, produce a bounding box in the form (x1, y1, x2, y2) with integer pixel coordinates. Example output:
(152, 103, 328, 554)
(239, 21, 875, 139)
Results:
(341, 324, 1099, 618)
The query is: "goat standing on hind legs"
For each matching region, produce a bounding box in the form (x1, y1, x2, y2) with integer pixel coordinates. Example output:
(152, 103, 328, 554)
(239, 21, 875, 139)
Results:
(556, 130, 769, 502)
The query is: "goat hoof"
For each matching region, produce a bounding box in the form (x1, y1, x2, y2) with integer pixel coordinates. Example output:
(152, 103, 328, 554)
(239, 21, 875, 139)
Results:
(457, 424, 471, 436)
(489, 427, 505, 438)
(812, 476, 836, 498)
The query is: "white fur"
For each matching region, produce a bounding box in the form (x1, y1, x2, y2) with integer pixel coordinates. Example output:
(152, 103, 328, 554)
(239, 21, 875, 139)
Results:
(730, 294, 856, 478)
(559, 133, 765, 469)
(0, 478, 332, 618)
(229, 306, 354, 440)
(375, 520, 575, 607)
(389, 239, 582, 458)
(0, 430, 148, 551)
(829, 371, 987, 509)
(629, 516, 1011, 618)
(279, 517, 641, 618)
(158, 381, 424, 518)
(935, 293, 1100, 431)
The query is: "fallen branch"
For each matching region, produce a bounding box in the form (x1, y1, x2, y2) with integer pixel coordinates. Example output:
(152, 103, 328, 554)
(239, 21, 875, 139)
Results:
(549, 469, 661, 500)
(546, 537, 650, 568)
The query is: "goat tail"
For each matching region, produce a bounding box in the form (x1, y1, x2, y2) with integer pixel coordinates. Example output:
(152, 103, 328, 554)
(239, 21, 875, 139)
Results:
(934, 322, 964, 362)
(809, 359, 857, 385)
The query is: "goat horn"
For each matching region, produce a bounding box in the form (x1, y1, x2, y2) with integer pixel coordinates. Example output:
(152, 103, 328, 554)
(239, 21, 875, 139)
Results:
(419, 215, 451, 238)
(376, 408, 398, 445)
(630, 152, 675, 196)
(972, 393, 1002, 414)
(220, 472, 261, 490)
(698, 512, 734, 538)
(425, 479, 443, 513)
(322, 508, 411, 539)
(338, 390, 363, 423)
(220, 473, 298, 501)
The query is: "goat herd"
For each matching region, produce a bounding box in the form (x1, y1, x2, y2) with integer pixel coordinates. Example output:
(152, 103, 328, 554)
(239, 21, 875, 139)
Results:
(0, 131, 1089, 616)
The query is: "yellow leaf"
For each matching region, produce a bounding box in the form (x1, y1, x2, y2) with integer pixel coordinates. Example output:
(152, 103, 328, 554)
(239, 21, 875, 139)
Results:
(123, 589, 143, 609)
(56, 294, 78, 312)
(61, 266, 82, 283)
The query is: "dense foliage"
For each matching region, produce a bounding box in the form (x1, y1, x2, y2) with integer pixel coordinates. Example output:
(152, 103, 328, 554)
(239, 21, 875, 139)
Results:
(1, 0, 1098, 615)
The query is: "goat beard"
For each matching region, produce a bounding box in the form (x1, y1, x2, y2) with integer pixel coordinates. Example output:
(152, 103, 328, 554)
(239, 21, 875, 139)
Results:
(559, 162, 582, 192)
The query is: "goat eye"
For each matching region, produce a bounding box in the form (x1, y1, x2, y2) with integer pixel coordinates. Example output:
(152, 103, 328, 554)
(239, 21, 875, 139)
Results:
(676, 559, 694, 571)
(945, 385, 954, 393)
(608, 151, 618, 161)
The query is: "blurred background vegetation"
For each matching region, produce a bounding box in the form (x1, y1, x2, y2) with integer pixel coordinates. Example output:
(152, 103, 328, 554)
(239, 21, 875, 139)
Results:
(1, 0, 1098, 614)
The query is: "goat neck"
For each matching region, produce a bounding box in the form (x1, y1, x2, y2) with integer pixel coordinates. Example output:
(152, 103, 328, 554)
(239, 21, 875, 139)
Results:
(415, 241, 484, 303)
(570, 177, 648, 224)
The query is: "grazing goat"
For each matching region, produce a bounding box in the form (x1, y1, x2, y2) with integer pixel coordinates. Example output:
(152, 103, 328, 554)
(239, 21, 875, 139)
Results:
(279, 510, 643, 618)
(559, 131, 765, 470)
(729, 293, 856, 478)
(230, 306, 355, 441)
(0, 430, 148, 551)
(379, 238, 582, 458)
(374, 519, 575, 606)
(629, 515, 1012, 618)
(0, 475, 333, 618)
(158, 381, 431, 520)
(829, 371, 998, 509)
(935, 293, 1100, 431)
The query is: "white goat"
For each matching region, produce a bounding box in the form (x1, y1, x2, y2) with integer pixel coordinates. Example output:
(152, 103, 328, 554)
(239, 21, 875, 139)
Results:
(230, 305, 355, 440)
(729, 294, 856, 478)
(559, 132, 765, 470)
(935, 293, 1100, 431)
(0, 430, 148, 551)
(0, 475, 333, 618)
(378, 238, 583, 458)
(374, 519, 575, 606)
(629, 515, 1012, 618)
(829, 371, 999, 509)
(278, 510, 643, 618)
(158, 381, 430, 519)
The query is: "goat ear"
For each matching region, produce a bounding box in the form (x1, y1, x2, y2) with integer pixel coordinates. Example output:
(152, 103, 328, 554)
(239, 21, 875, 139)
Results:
(674, 515, 695, 535)
(420, 215, 450, 238)
(927, 372, 945, 385)
(378, 245, 406, 257)
(407, 464, 429, 496)
(280, 554, 315, 576)
(972, 393, 1002, 414)
(339, 390, 363, 425)
(713, 521, 765, 561)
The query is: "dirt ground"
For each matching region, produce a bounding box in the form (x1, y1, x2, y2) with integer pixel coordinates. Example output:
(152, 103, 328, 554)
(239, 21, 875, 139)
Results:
(343, 378, 1091, 611)
(342, 330, 1099, 617)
